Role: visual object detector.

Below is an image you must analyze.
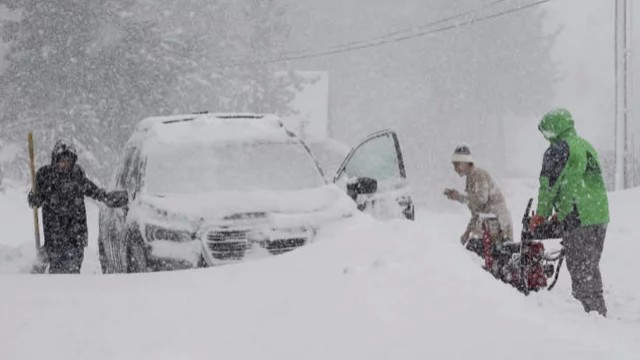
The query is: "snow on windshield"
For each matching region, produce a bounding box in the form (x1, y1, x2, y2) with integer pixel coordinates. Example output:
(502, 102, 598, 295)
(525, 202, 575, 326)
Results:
(144, 141, 324, 194)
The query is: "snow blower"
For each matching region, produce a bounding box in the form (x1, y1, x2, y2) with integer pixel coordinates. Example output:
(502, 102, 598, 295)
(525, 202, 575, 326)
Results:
(475, 198, 565, 295)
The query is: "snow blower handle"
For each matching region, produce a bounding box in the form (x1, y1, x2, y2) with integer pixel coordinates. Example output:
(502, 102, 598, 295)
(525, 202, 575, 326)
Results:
(521, 198, 564, 240)
(521, 198, 534, 241)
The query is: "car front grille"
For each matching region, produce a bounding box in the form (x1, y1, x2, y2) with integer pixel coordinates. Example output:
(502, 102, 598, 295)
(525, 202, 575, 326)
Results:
(207, 241, 250, 260)
(203, 229, 309, 262)
(207, 230, 248, 242)
(264, 238, 306, 255)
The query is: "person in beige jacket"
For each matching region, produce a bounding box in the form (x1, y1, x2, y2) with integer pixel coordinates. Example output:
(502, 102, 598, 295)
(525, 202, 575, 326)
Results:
(444, 145, 513, 254)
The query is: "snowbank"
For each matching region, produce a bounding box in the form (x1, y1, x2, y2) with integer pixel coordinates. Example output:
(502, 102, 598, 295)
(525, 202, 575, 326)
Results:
(0, 185, 38, 273)
(501, 178, 640, 325)
(0, 181, 638, 359)
(0, 185, 102, 275)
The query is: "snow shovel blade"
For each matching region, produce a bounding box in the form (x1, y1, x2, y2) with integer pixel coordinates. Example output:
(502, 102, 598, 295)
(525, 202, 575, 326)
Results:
(31, 247, 47, 274)
(31, 261, 47, 274)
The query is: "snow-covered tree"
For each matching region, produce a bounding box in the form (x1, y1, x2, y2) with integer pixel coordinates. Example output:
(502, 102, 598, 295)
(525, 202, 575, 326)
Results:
(0, 0, 297, 183)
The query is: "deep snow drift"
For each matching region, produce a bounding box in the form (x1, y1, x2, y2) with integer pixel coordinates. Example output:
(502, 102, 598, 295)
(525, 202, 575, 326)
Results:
(0, 179, 638, 360)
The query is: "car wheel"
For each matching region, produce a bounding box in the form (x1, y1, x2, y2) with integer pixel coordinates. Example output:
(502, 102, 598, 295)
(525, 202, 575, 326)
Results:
(197, 254, 209, 268)
(126, 228, 148, 273)
(98, 236, 108, 274)
(404, 204, 415, 221)
(98, 217, 128, 274)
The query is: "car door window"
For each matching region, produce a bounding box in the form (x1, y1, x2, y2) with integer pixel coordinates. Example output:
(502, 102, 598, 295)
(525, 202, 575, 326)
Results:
(124, 150, 142, 198)
(338, 132, 403, 182)
(116, 148, 136, 189)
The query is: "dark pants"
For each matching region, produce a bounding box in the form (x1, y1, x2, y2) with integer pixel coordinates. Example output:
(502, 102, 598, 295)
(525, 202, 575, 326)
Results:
(47, 246, 85, 274)
(563, 224, 607, 316)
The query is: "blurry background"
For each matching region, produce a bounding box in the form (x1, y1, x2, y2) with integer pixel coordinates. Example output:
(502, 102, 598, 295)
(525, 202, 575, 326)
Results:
(0, 0, 636, 207)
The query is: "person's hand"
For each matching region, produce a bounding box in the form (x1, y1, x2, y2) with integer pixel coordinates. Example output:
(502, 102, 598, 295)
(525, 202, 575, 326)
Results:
(105, 190, 129, 208)
(444, 188, 461, 201)
(27, 190, 42, 209)
(529, 213, 546, 232)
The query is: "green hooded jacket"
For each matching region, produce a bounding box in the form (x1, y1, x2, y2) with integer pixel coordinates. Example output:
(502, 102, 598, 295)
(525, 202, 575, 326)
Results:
(536, 109, 609, 226)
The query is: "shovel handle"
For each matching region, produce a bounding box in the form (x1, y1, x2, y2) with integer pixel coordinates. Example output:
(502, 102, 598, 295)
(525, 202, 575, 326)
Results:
(27, 132, 41, 250)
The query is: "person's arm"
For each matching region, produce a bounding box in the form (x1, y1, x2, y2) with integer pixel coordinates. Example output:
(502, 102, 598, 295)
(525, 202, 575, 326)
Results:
(444, 188, 466, 204)
(77, 166, 108, 202)
(536, 141, 571, 217)
(77, 166, 128, 208)
(466, 178, 489, 209)
(457, 192, 468, 204)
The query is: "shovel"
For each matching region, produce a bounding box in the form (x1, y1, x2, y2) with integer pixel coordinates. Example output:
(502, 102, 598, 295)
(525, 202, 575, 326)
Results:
(28, 132, 47, 274)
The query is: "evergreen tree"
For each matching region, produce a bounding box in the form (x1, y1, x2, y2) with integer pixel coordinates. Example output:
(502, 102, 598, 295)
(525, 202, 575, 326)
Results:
(0, 0, 297, 183)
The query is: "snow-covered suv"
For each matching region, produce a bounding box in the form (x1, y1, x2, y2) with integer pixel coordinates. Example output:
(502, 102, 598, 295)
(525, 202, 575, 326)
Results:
(98, 113, 414, 273)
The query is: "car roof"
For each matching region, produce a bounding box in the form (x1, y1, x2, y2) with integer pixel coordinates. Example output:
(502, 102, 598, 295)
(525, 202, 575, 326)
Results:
(130, 112, 299, 147)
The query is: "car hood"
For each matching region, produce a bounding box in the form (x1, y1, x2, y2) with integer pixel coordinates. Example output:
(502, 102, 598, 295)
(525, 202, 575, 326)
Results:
(133, 184, 355, 224)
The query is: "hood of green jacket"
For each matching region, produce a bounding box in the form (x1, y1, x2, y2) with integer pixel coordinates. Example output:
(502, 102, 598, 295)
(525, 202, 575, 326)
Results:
(538, 108, 577, 142)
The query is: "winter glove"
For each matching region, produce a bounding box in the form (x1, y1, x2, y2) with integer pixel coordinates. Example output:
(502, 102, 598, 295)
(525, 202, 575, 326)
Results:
(105, 190, 129, 208)
(27, 190, 43, 208)
(529, 213, 546, 232)
(531, 213, 563, 239)
(444, 188, 461, 201)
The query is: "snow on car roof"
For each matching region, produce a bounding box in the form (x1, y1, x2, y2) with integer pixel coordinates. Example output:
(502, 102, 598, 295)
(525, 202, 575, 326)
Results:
(130, 113, 297, 147)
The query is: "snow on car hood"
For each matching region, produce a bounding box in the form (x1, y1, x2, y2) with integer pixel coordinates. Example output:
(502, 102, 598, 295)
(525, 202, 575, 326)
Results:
(130, 184, 356, 228)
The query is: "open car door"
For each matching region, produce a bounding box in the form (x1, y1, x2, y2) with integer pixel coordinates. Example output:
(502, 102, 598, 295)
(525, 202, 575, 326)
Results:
(334, 129, 414, 220)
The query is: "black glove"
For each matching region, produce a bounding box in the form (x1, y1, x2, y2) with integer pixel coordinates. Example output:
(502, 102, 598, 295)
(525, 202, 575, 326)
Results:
(105, 190, 129, 208)
(28, 190, 43, 208)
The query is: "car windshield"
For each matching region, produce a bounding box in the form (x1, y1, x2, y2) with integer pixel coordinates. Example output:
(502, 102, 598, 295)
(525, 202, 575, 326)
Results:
(143, 141, 325, 194)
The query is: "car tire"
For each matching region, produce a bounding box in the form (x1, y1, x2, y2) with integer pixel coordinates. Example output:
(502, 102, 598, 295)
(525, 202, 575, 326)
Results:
(404, 204, 415, 221)
(126, 228, 148, 273)
(98, 214, 128, 274)
(197, 254, 209, 268)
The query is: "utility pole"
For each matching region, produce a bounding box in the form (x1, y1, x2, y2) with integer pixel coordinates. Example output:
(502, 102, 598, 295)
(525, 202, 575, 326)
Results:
(615, 0, 631, 190)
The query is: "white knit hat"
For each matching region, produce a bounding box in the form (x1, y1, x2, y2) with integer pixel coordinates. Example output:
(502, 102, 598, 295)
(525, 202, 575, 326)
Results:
(451, 144, 474, 163)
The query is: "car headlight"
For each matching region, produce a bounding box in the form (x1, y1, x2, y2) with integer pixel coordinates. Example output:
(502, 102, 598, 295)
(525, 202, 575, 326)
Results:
(144, 224, 193, 242)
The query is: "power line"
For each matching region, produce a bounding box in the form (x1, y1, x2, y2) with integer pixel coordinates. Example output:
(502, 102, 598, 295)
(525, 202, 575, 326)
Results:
(2, 0, 551, 132)
(220, 0, 551, 67)
(310, 0, 511, 53)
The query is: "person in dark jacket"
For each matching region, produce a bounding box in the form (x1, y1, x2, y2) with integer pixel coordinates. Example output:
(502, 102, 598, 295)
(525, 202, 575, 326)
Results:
(28, 140, 128, 274)
(530, 109, 609, 316)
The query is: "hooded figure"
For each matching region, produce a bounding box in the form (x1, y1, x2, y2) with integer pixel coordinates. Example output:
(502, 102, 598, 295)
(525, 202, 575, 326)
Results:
(531, 108, 609, 316)
(444, 145, 514, 254)
(28, 139, 128, 274)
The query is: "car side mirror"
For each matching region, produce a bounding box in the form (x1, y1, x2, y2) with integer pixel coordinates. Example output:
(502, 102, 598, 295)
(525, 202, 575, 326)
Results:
(346, 177, 378, 201)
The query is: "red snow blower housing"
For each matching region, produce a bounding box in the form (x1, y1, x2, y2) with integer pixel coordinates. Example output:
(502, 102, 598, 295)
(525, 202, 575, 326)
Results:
(474, 198, 565, 295)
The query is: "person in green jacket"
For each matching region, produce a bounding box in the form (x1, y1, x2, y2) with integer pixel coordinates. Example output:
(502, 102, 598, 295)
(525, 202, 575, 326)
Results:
(530, 108, 609, 316)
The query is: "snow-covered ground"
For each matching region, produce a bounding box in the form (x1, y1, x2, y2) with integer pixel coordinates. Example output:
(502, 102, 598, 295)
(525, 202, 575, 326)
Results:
(0, 179, 638, 359)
